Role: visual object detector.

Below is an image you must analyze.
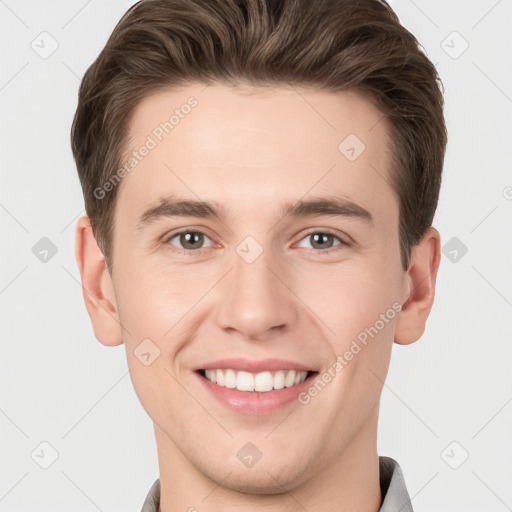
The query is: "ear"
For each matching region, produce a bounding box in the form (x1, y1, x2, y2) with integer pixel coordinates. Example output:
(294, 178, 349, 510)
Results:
(75, 215, 123, 347)
(394, 226, 441, 345)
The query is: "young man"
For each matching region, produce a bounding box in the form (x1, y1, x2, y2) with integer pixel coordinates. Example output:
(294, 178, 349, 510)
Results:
(71, 0, 446, 510)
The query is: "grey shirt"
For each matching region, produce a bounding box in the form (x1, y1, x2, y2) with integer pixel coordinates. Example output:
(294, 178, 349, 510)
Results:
(141, 455, 413, 512)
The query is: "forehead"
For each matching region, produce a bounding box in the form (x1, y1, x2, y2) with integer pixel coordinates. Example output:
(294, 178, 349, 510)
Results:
(118, 82, 397, 229)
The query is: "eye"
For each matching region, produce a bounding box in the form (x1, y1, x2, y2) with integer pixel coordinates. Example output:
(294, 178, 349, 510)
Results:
(295, 231, 350, 253)
(165, 230, 215, 253)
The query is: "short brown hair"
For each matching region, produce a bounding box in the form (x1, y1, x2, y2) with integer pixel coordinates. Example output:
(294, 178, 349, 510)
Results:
(71, 0, 447, 272)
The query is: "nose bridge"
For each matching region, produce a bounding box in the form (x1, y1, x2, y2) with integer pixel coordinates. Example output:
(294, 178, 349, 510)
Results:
(215, 239, 296, 340)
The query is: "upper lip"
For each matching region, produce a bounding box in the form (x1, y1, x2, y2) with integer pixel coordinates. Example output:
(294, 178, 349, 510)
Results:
(196, 358, 315, 373)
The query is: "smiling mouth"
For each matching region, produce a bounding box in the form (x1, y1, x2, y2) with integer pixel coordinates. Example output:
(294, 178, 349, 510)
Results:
(196, 369, 318, 393)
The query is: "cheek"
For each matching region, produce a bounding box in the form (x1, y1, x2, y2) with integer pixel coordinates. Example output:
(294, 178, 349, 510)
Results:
(115, 267, 195, 420)
(112, 260, 205, 396)
(113, 259, 196, 336)
(305, 258, 400, 325)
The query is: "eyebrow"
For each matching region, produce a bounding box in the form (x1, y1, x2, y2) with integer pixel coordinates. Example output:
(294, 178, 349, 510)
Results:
(136, 194, 373, 229)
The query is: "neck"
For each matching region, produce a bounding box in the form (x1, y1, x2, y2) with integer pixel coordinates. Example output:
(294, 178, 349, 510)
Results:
(155, 407, 382, 512)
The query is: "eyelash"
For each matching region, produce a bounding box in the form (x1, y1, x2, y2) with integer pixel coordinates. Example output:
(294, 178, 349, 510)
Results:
(163, 229, 351, 256)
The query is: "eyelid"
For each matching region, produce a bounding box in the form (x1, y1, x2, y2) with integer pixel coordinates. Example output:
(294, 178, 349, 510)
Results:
(293, 229, 352, 253)
(162, 227, 352, 255)
(298, 227, 352, 244)
(163, 228, 219, 252)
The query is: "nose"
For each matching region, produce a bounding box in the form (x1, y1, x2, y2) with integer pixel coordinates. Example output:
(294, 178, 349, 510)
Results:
(214, 245, 298, 342)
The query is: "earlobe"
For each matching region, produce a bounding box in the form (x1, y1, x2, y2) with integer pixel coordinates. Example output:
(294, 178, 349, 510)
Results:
(394, 227, 441, 345)
(75, 215, 123, 347)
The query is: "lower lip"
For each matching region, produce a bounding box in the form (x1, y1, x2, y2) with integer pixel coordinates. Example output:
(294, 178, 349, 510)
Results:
(195, 371, 318, 415)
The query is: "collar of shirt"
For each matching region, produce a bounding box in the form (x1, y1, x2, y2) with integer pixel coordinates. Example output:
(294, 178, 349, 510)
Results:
(141, 455, 413, 512)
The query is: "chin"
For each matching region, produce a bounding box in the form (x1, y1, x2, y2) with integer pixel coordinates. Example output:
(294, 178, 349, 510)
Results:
(201, 457, 310, 495)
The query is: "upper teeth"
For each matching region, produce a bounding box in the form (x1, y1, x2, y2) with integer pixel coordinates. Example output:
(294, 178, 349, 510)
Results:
(204, 369, 308, 392)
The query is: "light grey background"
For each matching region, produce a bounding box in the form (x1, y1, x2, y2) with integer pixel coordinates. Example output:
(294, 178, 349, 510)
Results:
(1, 0, 511, 510)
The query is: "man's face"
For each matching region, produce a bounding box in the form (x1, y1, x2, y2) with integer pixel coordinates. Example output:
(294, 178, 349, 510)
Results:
(110, 83, 408, 491)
